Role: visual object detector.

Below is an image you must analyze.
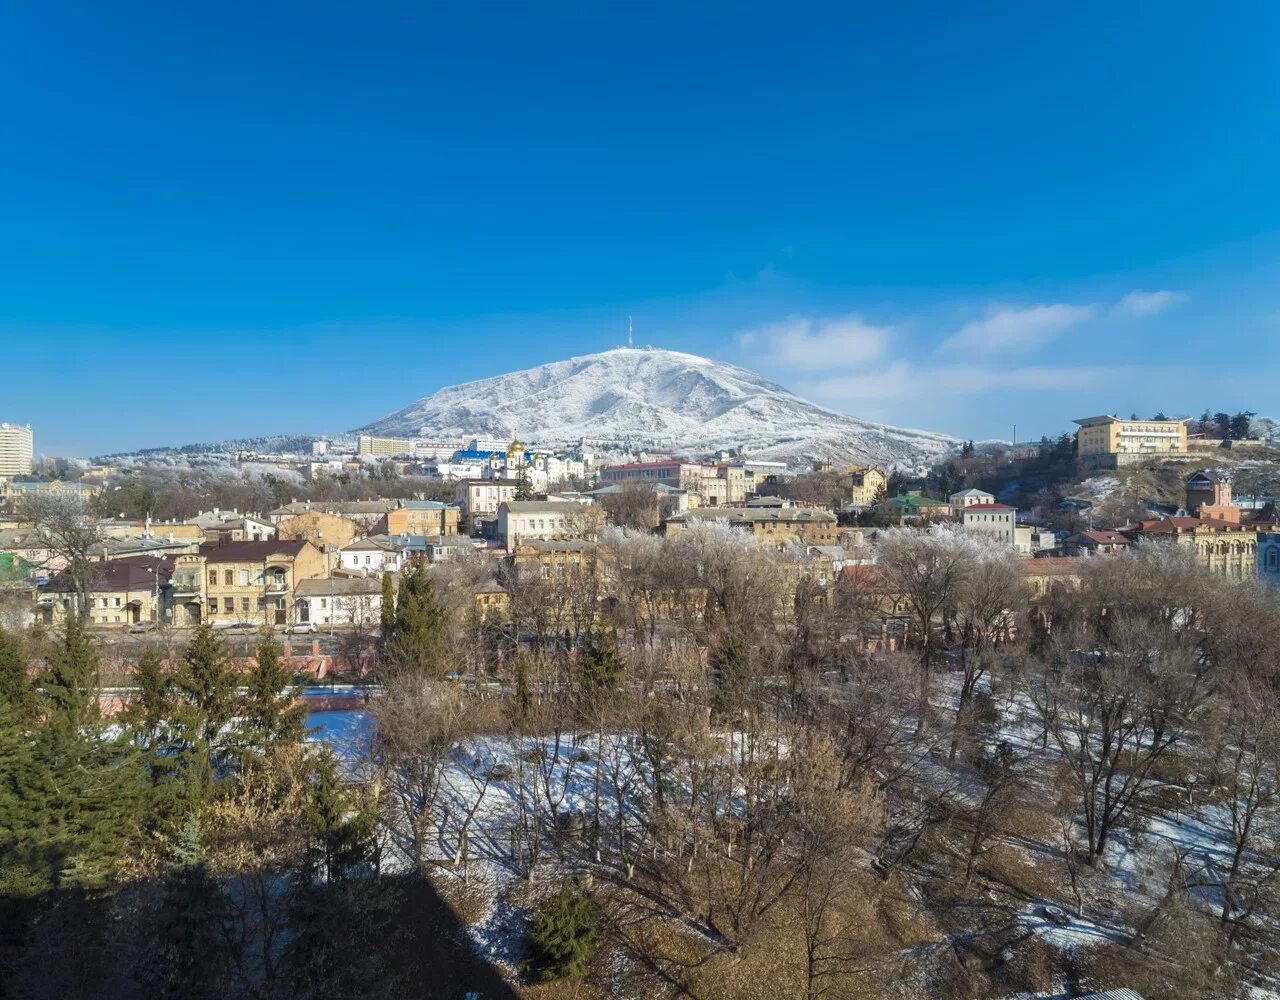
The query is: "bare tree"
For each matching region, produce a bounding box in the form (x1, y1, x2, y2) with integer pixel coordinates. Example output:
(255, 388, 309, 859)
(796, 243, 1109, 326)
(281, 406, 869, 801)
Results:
(23, 492, 104, 620)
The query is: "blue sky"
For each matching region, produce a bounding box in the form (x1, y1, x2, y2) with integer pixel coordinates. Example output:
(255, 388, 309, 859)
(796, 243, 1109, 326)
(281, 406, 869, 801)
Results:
(2, 2, 1278, 456)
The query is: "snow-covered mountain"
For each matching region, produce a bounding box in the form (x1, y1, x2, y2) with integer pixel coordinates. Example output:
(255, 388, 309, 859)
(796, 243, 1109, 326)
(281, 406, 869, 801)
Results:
(356, 347, 955, 466)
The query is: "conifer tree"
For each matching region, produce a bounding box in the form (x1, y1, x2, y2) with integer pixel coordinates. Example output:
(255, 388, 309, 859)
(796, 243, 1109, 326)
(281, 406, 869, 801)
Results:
(379, 571, 396, 638)
(526, 882, 597, 982)
(126, 645, 173, 758)
(238, 629, 307, 762)
(172, 622, 238, 794)
(576, 627, 621, 701)
(304, 747, 375, 883)
(0, 625, 34, 722)
(387, 563, 447, 677)
(38, 615, 100, 734)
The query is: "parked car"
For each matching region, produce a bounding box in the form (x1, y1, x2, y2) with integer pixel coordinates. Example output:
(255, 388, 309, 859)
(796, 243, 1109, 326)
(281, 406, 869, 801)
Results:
(127, 621, 157, 634)
(284, 621, 318, 635)
(226, 621, 258, 632)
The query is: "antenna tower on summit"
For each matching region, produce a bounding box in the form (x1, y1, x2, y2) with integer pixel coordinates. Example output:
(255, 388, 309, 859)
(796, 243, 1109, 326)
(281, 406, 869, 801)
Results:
(628, 315, 634, 349)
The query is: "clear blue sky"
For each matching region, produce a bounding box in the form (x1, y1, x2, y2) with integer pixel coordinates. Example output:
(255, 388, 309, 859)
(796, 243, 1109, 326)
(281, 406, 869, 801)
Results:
(2, 2, 1278, 456)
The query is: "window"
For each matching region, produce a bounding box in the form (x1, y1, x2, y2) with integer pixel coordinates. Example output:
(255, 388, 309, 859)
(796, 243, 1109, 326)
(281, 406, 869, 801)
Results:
(1268, 548, 1278, 571)
(209, 597, 219, 613)
(209, 570, 217, 586)
(114, 597, 121, 608)
(241, 598, 250, 613)
(224, 570, 233, 586)
(239, 570, 249, 586)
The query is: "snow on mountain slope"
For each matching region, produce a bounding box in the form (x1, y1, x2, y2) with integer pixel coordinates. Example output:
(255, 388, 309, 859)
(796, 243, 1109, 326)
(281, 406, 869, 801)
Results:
(357, 347, 955, 466)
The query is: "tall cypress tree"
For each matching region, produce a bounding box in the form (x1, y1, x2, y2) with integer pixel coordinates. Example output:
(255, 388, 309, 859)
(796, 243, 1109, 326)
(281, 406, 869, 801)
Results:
(238, 629, 307, 762)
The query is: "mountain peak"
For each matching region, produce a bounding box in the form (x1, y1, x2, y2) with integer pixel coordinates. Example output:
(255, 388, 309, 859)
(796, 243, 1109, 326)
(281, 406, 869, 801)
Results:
(357, 348, 954, 465)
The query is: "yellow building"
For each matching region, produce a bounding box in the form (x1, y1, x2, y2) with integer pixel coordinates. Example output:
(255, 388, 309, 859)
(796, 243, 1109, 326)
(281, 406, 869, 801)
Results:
(172, 539, 326, 626)
(846, 465, 887, 509)
(384, 501, 461, 537)
(357, 434, 415, 457)
(39, 556, 168, 627)
(1074, 414, 1188, 464)
(1125, 517, 1259, 579)
(276, 510, 360, 552)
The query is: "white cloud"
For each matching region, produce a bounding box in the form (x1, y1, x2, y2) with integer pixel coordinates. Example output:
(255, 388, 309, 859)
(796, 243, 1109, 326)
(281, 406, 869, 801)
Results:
(735, 313, 892, 369)
(1113, 289, 1187, 318)
(939, 303, 1098, 355)
(801, 362, 1125, 404)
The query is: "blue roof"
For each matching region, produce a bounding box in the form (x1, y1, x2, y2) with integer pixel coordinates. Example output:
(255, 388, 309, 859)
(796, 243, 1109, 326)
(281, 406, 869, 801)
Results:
(400, 500, 454, 509)
(453, 449, 505, 461)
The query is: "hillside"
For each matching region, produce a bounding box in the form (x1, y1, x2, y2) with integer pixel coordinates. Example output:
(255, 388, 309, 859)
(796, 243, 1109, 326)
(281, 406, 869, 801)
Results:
(357, 347, 955, 466)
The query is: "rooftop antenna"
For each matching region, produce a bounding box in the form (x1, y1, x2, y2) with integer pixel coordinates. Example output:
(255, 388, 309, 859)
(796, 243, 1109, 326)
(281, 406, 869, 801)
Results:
(628, 315, 634, 349)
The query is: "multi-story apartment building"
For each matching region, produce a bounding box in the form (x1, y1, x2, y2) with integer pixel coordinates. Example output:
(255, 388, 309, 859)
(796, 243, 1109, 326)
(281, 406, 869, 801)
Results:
(1074, 414, 1188, 465)
(295, 577, 384, 629)
(384, 500, 460, 537)
(357, 434, 415, 457)
(171, 539, 326, 626)
(0, 423, 33, 479)
(1124, 517, 1259, 578)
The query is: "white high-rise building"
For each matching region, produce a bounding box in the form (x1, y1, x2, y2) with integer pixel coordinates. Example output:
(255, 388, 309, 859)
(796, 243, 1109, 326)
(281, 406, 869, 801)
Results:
(0, 423, 33, 479)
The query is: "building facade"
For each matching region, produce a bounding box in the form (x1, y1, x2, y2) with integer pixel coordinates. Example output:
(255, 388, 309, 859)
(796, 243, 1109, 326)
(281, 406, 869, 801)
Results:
(1074, 415, 1188, 463)
(961, 503, 1017, 546)
(0, 423, 34, 479)
(384, 501, 461, 537)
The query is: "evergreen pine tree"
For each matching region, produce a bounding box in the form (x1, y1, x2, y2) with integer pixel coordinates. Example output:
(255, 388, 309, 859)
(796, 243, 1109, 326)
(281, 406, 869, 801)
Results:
(387, 563, 446, 676)
(172, 622, 238, 795)
(0, 626, 34, 722)
(515, 463, 534, 500)
(577, 628, 621, 701)
(304, 747, 375, 883)
(38, 615, 100, 734)
(125, 645, 173, 758)
(238, 629, 307, 762)
(526, 882, 597, 982)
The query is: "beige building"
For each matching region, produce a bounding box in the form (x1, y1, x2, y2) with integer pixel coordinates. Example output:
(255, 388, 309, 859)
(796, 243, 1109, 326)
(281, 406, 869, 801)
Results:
(276, 510, 360, 552)
(384, 501, 461, 537)
(39, 556, 168, 627)
(1125, 516, 1259, 578)
(172, 539, 326, 626)
(0, 423, 34, 479)
(847, 466, 887, 509)
(1074, 415, 1188, 464)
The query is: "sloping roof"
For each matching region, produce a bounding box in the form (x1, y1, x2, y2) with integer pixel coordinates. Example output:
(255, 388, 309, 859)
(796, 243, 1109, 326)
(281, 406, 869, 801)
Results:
(342, 535, 403, 553)
(46, 556, 172, 593)
(521, 539, 596, 553)
(295, 577, 382, 597)
(964, 503, 1015, 511)
(398, 500, 457, 510)
(269, 500, 397, 516)
(950, 488, 994, 498)
(1074, 530, 1130, 545)
(203, 539, 313, 563)
(500, 501, 583, 514)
